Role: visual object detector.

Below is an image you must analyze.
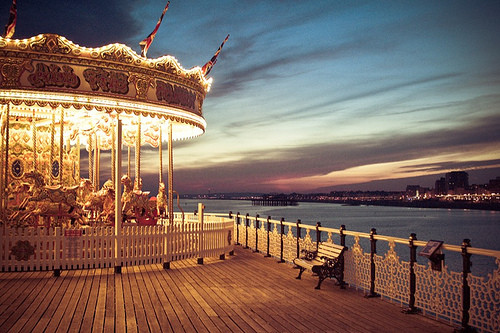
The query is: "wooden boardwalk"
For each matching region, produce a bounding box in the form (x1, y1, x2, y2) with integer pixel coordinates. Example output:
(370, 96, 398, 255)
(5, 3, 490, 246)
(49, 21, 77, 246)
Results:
(0, 246, 454, 332)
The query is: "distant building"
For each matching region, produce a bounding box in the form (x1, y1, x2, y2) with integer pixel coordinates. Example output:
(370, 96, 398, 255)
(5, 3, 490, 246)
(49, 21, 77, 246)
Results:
(445, 171, 469, 194)
(406, 185, 430, 198)
(435, 177, 446, 195)
(488, 177, 500, 193)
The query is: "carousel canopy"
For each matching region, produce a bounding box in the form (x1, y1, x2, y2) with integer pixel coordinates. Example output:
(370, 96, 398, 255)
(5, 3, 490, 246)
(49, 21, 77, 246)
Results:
(0, 34, 210, 148)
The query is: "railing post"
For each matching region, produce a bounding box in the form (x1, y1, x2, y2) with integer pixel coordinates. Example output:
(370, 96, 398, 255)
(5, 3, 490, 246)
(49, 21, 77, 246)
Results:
(340, 224, 346, 247)
(339, 225, 346, 288)
(296, 219, 301, 259)
(315, 222, 321, 251)
(278, 218, 285, 263)
(459, 239, 475, 332)
(197, 203, 205, 265)
(403, 233, 419, 314)
(254, 214, 259, 253)
(228, 211, 234, 256)
(235, 212, 240, 245)
(265, 216, 271, 257)
(244, 213, 249, 249)
(366, 228, 380, 298)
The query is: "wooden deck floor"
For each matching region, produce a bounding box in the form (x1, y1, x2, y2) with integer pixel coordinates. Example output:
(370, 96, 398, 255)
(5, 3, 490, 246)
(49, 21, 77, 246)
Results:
(0, 246, 454, 332)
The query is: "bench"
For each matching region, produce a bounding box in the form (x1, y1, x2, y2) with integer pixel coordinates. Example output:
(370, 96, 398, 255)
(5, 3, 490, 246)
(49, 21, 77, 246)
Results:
(293, 242, 346, 289)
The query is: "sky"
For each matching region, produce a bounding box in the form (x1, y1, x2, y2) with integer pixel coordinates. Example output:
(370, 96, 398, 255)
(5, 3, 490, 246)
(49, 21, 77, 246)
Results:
(3, 0, 500, 194)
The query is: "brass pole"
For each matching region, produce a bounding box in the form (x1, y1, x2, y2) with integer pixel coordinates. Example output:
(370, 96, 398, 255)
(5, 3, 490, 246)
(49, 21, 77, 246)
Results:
(135, 117, 141, 189)
(59, 108, 64, 184)
(167, 122, 173, 225)
(111, 122, 116, 186)
(88, 133, 93, 186)
(76, 135, 80, 181)
(114, 117, 122, 273)
(95, 133, 100, 191)
(2, 103, 10, 213)
(32, 111, 37, 172)
(159, 125, 163, 184)
(127, 146, 131, 177)
(49, 110, 56, 185)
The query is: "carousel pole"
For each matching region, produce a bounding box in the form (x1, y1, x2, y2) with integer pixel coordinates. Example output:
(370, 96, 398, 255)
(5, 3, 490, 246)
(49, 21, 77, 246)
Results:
(111, 122, 116, 186)
(135, 117, 141, 190)
(167, 122, 173, 225)
(114, 117, 122, 274)
(127, 146, 131, 177)
(2, 103, 10, 214)
(49, 110, 56, 185)
(159, 125, 163, 184)
(76, 135, 80, 181)
(59, 108, 64, 184)
(95, 133, 100, 190)
(88, 133, 93, 186)
(32, 111, 37, 173)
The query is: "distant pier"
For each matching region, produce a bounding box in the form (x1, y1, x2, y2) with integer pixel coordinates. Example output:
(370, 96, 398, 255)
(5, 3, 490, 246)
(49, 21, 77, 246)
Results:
(251, 197, 298, 206)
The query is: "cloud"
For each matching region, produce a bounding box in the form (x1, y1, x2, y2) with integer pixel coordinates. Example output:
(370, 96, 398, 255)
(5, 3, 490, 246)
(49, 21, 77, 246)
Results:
(6, 0, 141, 46)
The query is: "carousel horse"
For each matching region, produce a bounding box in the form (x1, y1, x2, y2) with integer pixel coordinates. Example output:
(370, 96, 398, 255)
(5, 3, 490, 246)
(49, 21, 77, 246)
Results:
(156, 182, 167, 216)
(83, 180, 115, 225)
(11, 171, 86, 228)
(121, 175, 152, 221)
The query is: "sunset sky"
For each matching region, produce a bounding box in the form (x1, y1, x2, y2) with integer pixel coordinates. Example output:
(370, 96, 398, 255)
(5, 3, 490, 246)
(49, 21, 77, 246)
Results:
(4, 0, 500, 194)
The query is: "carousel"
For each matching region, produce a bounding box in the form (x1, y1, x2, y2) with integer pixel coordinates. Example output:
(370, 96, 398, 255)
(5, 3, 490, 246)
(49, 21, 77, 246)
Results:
(0, 33, 210, 229)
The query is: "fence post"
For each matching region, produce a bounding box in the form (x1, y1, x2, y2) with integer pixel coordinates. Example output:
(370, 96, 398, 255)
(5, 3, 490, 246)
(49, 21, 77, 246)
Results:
(278, 218, 285, 263)
(53, 227, 61, 277)
(365, 228, 380, 298)
(403, 233, 419, 314)
(228, 211, 234, 256)
(339, 225, 346, 288)
(460, 239, 474, 332)
(244, 213, 249, 249)
(265, 216, 271, 257)
(316, 222, 321, 251)
(254, 214, 259, 253)
(235, 212, 240, 245)
(296, 219, 301, 259)
(197, 203, 205, 265)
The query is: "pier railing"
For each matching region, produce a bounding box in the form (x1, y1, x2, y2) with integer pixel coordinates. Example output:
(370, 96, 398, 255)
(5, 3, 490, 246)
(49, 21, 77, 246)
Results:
(0, 206, 234, 273)
(227, 212, 500, 333)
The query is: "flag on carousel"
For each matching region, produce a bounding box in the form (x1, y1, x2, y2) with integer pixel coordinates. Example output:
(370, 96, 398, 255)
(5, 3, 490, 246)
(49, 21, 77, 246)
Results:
(3, 0, 17, 39)
(201, 34, 229, 76)
(139, 1, 170, 58)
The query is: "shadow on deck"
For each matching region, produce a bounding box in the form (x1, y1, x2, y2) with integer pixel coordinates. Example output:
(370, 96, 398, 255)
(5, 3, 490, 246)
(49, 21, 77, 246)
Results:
(0, 246, 454, 332)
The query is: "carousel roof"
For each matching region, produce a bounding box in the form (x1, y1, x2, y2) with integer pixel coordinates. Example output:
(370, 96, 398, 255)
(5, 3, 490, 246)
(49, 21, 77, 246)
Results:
(0, 34, 210, 147)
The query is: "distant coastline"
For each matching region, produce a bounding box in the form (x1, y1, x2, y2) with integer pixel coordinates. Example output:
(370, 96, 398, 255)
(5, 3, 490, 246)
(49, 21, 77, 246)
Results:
(186, 195, 500, 211)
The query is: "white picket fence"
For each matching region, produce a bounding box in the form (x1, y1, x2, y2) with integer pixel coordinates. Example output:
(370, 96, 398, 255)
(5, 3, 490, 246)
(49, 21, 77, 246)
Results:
(0, 213, 234, 272)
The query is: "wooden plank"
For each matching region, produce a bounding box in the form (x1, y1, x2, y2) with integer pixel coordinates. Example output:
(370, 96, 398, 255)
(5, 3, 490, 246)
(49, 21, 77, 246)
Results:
(126, 266, 150, 332)
(44, 269, 84, 333)
(114, 269, 126, 333)
(159, 263, 212, 332)
(32, 269, 76, 332)
(174, 260, 246, 333)
(103, 268, 115, 333)
(133, 265, 164, 332)
(80, 268, 103, 333)
(68, 268, 95, 333)
(0, 271, 51, 332)
(55, 269, 89, 332)
(121, 266, 138, 333)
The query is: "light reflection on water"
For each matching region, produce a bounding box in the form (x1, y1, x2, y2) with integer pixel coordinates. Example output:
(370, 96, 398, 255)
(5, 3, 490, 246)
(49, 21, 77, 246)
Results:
(179, 199, 500, 276)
